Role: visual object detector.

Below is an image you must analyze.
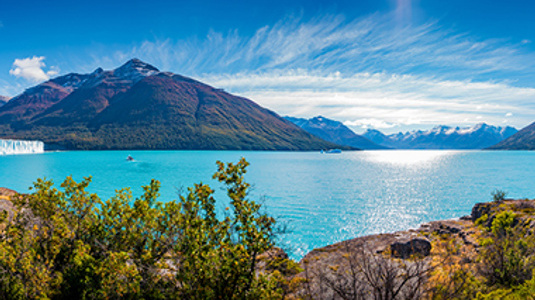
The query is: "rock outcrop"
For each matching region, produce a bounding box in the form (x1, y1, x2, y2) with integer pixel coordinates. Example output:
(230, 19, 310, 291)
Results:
(471, 202, 493, 222)
(0, 188, 17, 224)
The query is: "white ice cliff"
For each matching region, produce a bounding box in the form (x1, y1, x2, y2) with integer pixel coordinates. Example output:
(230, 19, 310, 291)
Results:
(0, 139, 44, 155)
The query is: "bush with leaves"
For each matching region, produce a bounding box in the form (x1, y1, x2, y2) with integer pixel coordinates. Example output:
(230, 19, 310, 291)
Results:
(491, 189, 507, 202)
(427, 234, 482, 300)
(477, 210, 535, 288)
(0, 158, 293, 299)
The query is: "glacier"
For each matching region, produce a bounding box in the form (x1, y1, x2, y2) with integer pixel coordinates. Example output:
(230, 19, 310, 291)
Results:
(0, 139, 44, 155)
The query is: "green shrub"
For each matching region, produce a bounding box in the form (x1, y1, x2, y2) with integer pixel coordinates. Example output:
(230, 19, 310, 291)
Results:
(478, 211, 535, 287)
(492, 189, 507, 202)
(0, 158, 291, 299)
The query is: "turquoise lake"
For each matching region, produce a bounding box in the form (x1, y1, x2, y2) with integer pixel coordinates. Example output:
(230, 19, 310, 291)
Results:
(1, 150, 534, 259)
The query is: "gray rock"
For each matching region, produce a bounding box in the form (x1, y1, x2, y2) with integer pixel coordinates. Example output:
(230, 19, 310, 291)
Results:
(390, 238, 431, 259)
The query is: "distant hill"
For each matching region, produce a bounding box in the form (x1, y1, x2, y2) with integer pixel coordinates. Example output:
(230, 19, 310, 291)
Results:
(0, 59, 346, 151)
(362, 123, 517, 149)
(285, 116, 386, 150)
(487, 122, 535, 150)
(0, 96, 9, 108)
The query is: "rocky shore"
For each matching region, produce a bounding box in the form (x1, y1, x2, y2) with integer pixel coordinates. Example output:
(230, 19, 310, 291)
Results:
(289, 210, 480, 298)
(289, 198, 535, 298)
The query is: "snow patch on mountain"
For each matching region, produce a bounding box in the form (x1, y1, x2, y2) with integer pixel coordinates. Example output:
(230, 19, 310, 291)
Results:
(113, 58, 159, 83)
(362, 123, 518, 149)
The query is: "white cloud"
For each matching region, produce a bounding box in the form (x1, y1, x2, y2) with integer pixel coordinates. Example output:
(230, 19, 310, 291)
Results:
(201, 70, 535, 132)
(9, 56, 58, 83)
(344, 119, 398, 129)
(505, 112, 513, 117)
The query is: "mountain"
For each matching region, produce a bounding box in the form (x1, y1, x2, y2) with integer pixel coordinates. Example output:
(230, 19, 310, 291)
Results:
(362, 123, 518, 149)
(0, 59, 347, 151)
(285, 116, 386, 150)
(0, 74, 90, 124)
(0, 96, 9, 108)
(487, 122, 535, 150)
(359, 129, 394, 148)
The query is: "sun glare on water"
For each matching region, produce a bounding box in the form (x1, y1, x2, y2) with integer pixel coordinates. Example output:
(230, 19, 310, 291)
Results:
(362, 150, 456, 166)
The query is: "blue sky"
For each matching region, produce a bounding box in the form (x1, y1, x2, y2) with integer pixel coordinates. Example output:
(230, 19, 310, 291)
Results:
(1, 0, 535, 133)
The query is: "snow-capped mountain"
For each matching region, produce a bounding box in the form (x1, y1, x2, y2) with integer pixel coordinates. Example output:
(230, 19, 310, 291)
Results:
(285, 115, 387, 150)
(362, 123, 518, 149)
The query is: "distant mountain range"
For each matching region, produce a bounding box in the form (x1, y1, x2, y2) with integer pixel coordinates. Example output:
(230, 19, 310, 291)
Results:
(285, 116, 386, 150)
(488, 122, 535, 150)
(0, 96, 9, 107)
(284, 116, 516, 150)
(0, 59, 346, 151)
(362, 124, 518, 149)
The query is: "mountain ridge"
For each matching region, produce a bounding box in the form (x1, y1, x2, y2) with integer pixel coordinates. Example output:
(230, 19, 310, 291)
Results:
(362, 123, 517, 149)
(487, 122, 535, 150)
(285, 116, 385, 150)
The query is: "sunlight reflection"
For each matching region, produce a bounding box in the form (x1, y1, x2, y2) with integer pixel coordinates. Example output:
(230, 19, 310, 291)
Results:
(362, 150, 455, 166)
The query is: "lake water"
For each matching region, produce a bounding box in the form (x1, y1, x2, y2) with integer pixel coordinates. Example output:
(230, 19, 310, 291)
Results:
(1, 150, 534, 259)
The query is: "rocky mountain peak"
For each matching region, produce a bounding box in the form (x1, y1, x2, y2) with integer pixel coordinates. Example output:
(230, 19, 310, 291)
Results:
(472, 123, 489, 131)
(111, 59, 159, 83)
(309, 115, 341, 128)
(91, 67, 104, 75)
(116, 58, 159, 74)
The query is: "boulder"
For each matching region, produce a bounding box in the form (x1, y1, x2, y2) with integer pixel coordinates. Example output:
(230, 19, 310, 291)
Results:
(390, 237, 431, 259)
(420, 221, 461, 235)
(0, 188, 17, 223)
(0, 188, 17, 198)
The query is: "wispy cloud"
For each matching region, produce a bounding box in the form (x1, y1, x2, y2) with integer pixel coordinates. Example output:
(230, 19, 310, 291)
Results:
(95, 13, 535, 81)
(9, 56, 59, 83)
(7, 13, 535, 132)
(344, 119, 398, 129)
(0, 80, 23, 97)
(75, 13, 535, 132)
(201, 70, 535, 132)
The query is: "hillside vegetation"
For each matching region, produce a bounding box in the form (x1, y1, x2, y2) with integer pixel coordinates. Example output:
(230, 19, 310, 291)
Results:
(0, 159, 300, 299)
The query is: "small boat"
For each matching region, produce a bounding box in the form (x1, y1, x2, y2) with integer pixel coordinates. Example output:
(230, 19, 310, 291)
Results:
(126, 155, 134, 161)
(325, 149, 342, 154)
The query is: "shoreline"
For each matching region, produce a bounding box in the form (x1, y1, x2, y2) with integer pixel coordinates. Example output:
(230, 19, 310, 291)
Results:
(0, 185, 498, 262)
